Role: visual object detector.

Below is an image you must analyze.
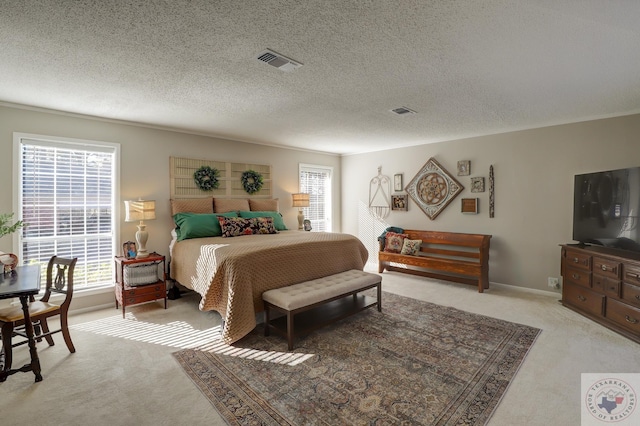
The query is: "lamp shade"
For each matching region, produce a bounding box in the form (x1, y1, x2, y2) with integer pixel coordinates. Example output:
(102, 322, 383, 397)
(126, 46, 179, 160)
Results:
(124, 200, 156, 222)
(291, 193, 310, 208)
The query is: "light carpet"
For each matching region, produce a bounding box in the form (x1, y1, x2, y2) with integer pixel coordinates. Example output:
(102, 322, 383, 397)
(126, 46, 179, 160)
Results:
(173, 291, 540, 425)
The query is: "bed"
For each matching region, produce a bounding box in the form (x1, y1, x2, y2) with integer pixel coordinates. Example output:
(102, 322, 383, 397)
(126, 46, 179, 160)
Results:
(169, 197, 369, 344)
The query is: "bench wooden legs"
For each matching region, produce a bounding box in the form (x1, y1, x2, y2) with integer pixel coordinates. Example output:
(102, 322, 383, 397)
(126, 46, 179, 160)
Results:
(263, 282, 381, 350)
(264, 305, 270, 336)
(286, 311, 294, 351)
(263, 304, 297, 350)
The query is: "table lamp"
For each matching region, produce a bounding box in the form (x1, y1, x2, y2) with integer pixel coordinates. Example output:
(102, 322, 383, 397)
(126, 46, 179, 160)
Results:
(124, 199, 156, 258)
(291, 193, 310, 230)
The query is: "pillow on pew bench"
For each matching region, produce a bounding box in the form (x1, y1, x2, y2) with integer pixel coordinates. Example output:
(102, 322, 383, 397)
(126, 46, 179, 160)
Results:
(383, 232, 409, 253)
(400, 239, 422, 255)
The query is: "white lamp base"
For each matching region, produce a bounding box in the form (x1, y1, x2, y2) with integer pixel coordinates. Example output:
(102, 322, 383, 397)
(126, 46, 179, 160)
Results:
(297, 210, 304, 230)
(136, 222, 150, 258)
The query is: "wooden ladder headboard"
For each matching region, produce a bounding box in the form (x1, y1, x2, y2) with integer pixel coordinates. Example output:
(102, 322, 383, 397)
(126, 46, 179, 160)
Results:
(170, 156, 272, 199)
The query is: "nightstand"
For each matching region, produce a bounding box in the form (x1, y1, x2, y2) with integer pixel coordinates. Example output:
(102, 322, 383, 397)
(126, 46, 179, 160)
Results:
(114, 253, 167, 318)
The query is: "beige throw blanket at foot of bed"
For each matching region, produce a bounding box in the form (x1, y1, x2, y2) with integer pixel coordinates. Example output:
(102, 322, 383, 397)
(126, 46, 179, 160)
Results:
(171, 231, 369, 343)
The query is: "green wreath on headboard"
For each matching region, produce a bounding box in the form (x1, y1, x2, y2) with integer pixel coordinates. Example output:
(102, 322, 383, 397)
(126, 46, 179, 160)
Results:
(241, 170, 264, 194)
(193, 166, 220, 191)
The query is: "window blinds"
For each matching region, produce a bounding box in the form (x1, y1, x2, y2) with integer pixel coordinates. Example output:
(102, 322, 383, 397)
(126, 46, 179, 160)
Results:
(299, 164, 332, 232)
(20, 138, 117, 289)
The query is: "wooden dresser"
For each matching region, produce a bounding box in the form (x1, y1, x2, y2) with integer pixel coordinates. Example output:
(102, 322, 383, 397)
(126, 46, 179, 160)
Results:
(561, 244, 640, 344)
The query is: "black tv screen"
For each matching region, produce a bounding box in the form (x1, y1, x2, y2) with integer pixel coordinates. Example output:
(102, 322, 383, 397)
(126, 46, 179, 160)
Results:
(573, 167, 640, 253)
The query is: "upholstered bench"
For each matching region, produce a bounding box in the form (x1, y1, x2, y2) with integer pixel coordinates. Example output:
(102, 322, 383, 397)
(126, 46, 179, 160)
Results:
(263, 269, 382, 350)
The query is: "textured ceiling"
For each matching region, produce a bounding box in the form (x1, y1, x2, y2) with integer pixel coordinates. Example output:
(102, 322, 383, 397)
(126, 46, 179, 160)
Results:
(1, 1, 640, 155)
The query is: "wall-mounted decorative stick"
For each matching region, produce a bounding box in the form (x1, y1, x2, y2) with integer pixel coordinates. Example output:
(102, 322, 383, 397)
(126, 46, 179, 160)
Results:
(489, 165, 495, 218)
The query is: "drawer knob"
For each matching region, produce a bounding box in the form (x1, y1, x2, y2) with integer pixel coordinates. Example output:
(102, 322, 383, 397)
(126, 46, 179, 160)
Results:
(625, 315, 639, 325)
(601, 265, 608, 271)
(577, 295, 586, 302)
(573, 257, 580, 263)
(572, 273, 580, 280)
(636, 295, 640, 301)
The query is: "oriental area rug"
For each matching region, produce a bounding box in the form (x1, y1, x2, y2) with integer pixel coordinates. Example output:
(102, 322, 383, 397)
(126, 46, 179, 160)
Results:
(173, 291, 541, 425)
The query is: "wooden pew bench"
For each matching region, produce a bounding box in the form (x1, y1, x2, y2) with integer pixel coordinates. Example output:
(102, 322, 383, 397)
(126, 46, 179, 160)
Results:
(378, 230, 491, 293)
(262, 269, 381, 350)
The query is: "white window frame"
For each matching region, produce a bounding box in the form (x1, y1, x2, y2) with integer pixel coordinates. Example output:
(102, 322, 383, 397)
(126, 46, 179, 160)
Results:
(299, 163, 333, 232)
(13, 132, 121, 291)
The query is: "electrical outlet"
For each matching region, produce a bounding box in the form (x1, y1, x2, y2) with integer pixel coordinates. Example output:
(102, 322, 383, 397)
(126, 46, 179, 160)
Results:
(548, 277, 560, 289)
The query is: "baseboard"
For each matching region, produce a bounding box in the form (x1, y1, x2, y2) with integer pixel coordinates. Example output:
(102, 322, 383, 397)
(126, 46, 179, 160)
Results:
(490, 281, 560, 298)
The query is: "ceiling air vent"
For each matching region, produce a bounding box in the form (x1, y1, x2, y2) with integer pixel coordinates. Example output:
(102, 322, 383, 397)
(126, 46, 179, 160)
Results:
(391, 107, 416, 116)
(256, 49, 303, 72)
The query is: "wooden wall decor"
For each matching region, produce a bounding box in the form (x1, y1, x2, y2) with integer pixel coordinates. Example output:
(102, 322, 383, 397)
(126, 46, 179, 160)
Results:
(489, 165, 495, 218)
(405, 157, 464, 220)
(461, 198, 479, 214)
(170, 156, 272, 199)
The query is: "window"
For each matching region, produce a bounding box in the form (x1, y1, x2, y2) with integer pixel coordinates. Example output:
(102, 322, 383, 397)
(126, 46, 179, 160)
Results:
(299, 164, 332, 232)
(15, 133, 120, 290)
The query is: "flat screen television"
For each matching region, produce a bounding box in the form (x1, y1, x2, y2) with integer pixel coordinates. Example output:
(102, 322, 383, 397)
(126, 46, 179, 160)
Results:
(573, 167, 640, 253)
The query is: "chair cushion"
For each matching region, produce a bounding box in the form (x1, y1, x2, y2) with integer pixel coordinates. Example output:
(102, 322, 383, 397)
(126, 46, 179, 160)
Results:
(0, 301, 60, 323)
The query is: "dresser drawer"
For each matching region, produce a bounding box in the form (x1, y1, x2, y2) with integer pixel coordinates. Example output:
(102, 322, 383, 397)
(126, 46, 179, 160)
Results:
(563, 282, 604, 317)
(592, 275, 620, 297)
(564, 266, 591, 288)
(623, 264, 640, 284)
(621, 283, 640, 308)
(593, 256, 621, 279)
(563, 249, 591, 271)
(606, 298, 640, 335)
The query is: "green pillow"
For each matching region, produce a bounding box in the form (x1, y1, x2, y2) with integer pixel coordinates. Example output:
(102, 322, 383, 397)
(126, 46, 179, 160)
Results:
(173, 212, 238, 241)
(238, 211, 287, 231)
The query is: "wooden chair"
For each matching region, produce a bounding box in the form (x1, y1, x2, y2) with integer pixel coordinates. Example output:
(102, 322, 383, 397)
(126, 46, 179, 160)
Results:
(0, 256, 77, 374)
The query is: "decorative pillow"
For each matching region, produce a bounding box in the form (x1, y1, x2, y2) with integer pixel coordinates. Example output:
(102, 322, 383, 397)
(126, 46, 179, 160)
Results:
(252, 216, 278, 234)
(173, 212, 238, 241)
(400, 239, 422, 255)
(384, 232, 409, 253)
(213, 198, 250, 213)
(218, 216, 255, 237)
(249, 198, 279, 212)
(239, 211, 287, 231)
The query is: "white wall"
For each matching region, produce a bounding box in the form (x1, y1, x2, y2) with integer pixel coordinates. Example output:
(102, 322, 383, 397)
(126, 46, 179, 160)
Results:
(3, 104, 640, 296)
(341, 114, 640, 292)
(0, 104, 341, 308)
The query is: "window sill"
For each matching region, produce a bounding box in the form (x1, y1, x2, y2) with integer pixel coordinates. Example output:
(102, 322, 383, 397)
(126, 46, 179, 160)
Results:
(7, 284, 114, 307)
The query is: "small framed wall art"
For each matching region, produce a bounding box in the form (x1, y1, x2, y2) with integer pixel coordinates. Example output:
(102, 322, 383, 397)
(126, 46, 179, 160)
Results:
(394, 173, 403, 191)
(471, 177, 485, 193)
(461, 198, 479, 214)
(457, 160, 470, 176)
(391, 194, 408, 211)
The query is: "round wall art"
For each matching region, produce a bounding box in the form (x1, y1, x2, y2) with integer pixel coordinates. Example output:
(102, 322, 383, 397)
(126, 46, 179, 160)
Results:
(405, 157, 464, 220)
